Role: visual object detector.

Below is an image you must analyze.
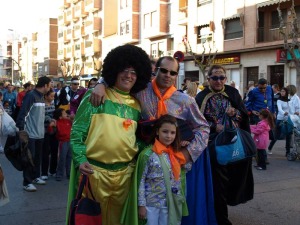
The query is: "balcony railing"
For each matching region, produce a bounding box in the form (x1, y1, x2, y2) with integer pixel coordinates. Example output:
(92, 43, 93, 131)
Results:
(257, 21, 300, 43)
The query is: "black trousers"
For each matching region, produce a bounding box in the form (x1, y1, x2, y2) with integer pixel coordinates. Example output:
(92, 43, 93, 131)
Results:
(257, 149, 267, 169)
(23, 138, 44, 186)
(41, 133, 59, 176)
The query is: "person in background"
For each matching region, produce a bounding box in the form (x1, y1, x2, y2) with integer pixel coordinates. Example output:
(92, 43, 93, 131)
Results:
(14, 82, 32, 120)
(40, 88, 58, 180)
(54, 82, 62, 108)
(245, 78, 274, 125)
(69, 77, 98, 118)
(137, 115, 187, 225)
(55, 77, 79, 111)
(186, 81, 199, 98)
(67, 44, 152, 225)
(16, 76, 52, 192)
(0, 82, 6, 95)
(150, 60, 157, 81)
(48, 108, 72, 181)
(3, 101, 12, 116)
(182, 77, 191, 92)
(268, 88, 292, 157)
(251, 109, 274, 170)
(272, 84, 281, 116)
(243, 81, 255, 102)
(3, 84, 17, 118)
(196, 64, 253, 225)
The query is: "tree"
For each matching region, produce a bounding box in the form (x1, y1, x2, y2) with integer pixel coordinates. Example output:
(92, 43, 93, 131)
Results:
(182, 35, 218, 81)
(278, 0, 300, 95)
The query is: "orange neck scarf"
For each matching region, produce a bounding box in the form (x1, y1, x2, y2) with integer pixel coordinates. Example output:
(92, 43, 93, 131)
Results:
(151, 78, 177, 118)
(153, 139, 186, 180)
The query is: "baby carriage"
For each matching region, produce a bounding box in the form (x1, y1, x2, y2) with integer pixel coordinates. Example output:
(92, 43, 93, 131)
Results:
(287, 127, 300, 161)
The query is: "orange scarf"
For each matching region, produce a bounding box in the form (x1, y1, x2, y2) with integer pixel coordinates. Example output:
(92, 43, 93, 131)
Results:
(153, 139, 186, 180)
(151, 78, 177, 118)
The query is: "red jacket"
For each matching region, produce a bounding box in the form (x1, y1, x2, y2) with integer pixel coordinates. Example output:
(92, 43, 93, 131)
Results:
(48, 118, 72, 142)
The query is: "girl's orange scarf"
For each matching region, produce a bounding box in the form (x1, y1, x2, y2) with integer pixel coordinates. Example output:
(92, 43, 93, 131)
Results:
(151, 78, 177, 118)
(153, 139, 186, 180)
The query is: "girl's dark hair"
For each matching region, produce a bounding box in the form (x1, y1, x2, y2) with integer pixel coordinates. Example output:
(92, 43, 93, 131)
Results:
(151, 114, 181, 152)
(53, 108, 64, 120)
(45, 88, 54, 96)
(260, 109, 275, 129)
(280, 87, 289, 102)
(101, 44, 152, 94)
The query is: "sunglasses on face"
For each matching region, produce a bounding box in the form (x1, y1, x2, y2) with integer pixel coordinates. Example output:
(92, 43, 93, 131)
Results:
(258, 87, 266, 90)
(209, 76, 226, 81)
(157, 67, 178, 76)
(72, 83, 79, 85)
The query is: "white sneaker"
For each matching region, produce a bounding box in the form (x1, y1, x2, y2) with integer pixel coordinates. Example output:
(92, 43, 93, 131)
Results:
(32, 178, 46, 185)
(41, 176, 48, 180)
(23, 184, 37, 192)
(267, 150, 273, 155)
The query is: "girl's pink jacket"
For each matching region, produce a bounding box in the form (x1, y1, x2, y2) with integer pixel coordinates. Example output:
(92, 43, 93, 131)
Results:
(250, 119, 270, 149)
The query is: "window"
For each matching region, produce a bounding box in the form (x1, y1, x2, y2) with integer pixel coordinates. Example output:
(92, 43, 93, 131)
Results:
(151, 11, 158, 27)
(224, 18, 243, 40)
(120, 0, 128, 9)
(144, 13, 150, 29)
(151, 43, 157, 58)
(198, 0, 212, 6)
(126, 20, 130, 34)
(120, 22, 125, 35)
(197, 25, 212, 44)
(271, 9, 286, 29)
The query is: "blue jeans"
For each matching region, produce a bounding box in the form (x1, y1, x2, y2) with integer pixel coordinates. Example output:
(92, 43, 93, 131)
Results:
(56, 141, 72, 179)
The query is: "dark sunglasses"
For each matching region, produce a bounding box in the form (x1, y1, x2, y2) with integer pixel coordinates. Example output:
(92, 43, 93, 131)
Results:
(158, 67, 178, 76)
(209, 76, 226, 81)
(72, 83, 79, 85)
(258, 87, 266, 90)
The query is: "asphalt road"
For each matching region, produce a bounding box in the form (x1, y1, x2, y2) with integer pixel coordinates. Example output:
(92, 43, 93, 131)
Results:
(0, 140, 299, 225)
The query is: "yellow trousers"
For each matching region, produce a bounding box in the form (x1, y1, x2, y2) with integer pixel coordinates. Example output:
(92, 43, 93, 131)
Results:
(83, 164, 134, 225)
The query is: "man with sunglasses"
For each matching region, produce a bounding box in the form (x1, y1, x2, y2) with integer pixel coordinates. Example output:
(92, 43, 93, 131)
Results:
(245, 78, 274, 125)
(195, 65, 254, 225)
(55, 77, 80, 110)
(90, 56, 215, 225)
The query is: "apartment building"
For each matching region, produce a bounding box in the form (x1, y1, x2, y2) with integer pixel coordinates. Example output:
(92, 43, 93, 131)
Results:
(185, 0, 300, 95)
(3, 0, 299, 93)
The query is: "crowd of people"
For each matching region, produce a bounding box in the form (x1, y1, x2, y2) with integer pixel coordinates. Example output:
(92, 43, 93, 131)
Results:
(1, 43, 300, 225)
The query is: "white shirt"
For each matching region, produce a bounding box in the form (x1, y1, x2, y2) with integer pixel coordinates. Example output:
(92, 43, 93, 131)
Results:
(277, 100, 289, 120)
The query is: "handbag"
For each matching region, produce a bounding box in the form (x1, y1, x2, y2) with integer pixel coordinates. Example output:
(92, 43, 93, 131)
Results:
(69, 175, 102, 225)
(214, 115, 257, 165)
(279, 116, 294, 136)
(137, 118, 195, 143)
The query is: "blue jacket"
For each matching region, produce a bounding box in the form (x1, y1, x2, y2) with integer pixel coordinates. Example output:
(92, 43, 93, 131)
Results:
(16, 89, 45, 139)
(245, 85, 274, 113)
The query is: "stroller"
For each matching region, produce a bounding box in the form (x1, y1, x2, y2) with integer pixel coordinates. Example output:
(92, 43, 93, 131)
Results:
(287, 127, 300, 161)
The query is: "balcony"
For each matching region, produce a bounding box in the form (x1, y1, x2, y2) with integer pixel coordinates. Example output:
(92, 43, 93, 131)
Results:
(84, 39, 101, 56)
(64, 30, 71, 43)
(85, 17, 101, 34)
(64, 11, 71, 25)
(57, 49, 66, 60)
(178, 6, 188, 24)
(74, 42, 84, 58)
(257, 21, 298, 43)
(66, 28, 73, 40)
(66, 46, 74, 59)
(58, 14, 64, 26)
(73, 24, 81, 40)
(85, 0, 101, 12)
(64, 0, 71, 8)
(74, 1, 86, 19)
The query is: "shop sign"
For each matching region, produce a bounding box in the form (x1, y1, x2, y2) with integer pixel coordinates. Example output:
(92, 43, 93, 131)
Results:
(212, 55, 240, 65)
(287, 49, 300, 60)
(276, 49, 287, 63)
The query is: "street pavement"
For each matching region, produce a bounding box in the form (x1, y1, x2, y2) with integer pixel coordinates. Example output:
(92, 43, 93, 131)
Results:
(0, 140, 300, 225)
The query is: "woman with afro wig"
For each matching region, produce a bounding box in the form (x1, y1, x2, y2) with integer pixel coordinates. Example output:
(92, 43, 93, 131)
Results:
(66, 44, 152, 225)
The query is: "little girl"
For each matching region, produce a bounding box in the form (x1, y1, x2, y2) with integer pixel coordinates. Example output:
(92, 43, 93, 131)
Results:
(137, 114, 188, 225)
(250, 109, 275, 170)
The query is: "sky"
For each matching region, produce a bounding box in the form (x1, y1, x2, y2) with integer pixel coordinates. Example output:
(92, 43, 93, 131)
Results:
(0, 0, 61, 38)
